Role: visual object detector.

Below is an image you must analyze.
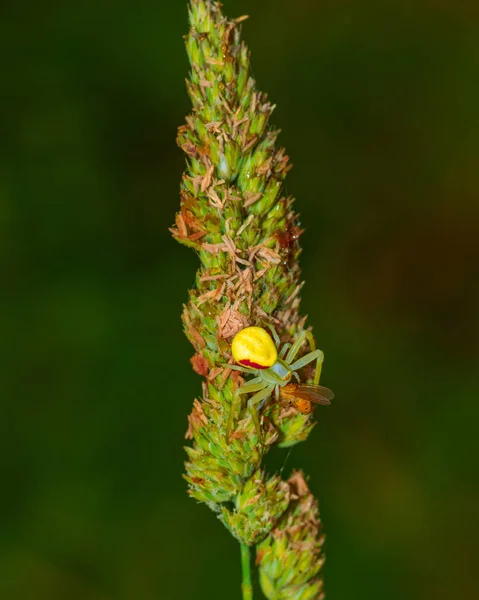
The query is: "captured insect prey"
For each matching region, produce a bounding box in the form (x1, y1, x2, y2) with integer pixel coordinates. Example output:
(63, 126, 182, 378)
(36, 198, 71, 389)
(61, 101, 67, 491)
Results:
(279, 383, 334, 415)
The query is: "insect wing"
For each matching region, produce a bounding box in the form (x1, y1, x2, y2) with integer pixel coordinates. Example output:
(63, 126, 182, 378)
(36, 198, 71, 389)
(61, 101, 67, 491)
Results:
(290, 384, 334, 405)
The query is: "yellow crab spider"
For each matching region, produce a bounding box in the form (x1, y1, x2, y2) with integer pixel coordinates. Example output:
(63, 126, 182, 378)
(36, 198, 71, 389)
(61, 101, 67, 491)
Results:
(225, 326, 331, 442)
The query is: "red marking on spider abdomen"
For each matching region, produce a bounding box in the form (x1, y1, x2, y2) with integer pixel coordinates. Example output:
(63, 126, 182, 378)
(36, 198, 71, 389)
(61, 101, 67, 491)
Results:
(239, 359, 268, 370)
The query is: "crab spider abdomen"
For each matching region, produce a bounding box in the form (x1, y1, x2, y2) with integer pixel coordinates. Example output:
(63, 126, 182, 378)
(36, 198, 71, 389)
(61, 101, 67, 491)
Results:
(231, 326, 278, 369)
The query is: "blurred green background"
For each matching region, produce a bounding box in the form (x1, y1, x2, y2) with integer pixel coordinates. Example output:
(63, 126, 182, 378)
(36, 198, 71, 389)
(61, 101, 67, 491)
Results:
(2, 0, 478, 598)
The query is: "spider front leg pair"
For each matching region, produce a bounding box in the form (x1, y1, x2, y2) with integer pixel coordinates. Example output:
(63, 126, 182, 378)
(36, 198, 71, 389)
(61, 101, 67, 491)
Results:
(283, 329, 324, 386)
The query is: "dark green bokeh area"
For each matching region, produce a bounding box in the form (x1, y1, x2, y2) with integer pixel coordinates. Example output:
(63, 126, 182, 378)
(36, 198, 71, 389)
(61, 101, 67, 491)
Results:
(2, 1, 478, 598)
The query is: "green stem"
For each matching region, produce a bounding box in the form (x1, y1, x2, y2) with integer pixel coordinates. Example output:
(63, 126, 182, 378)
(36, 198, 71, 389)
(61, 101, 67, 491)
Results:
(240, 543, 253, 600)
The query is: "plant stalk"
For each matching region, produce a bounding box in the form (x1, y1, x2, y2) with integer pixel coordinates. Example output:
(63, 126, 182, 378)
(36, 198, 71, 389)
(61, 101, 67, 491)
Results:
(240, 543, 253, 600)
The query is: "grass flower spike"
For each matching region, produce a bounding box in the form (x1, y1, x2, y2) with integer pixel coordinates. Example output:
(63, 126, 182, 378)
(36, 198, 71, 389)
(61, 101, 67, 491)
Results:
(257, 471, 326, 600)
(172, 2, 333, 597)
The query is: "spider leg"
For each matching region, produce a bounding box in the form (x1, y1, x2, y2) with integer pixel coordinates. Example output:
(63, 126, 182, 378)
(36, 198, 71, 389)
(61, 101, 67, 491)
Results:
(279, 342, 291, 359)
(265, 324, 281, 348)
(221, 363, 255, 374)
(285, 330, 310, 363)
(289, 349, 324, 385)
(286, 330, 324, 385)
(247, 385, 274, 443)
(226, 377, 265, 440)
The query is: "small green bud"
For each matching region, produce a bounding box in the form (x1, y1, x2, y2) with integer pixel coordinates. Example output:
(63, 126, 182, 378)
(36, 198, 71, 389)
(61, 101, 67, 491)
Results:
(257, 471, 326, 600)
(220, 471, 290, 546)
